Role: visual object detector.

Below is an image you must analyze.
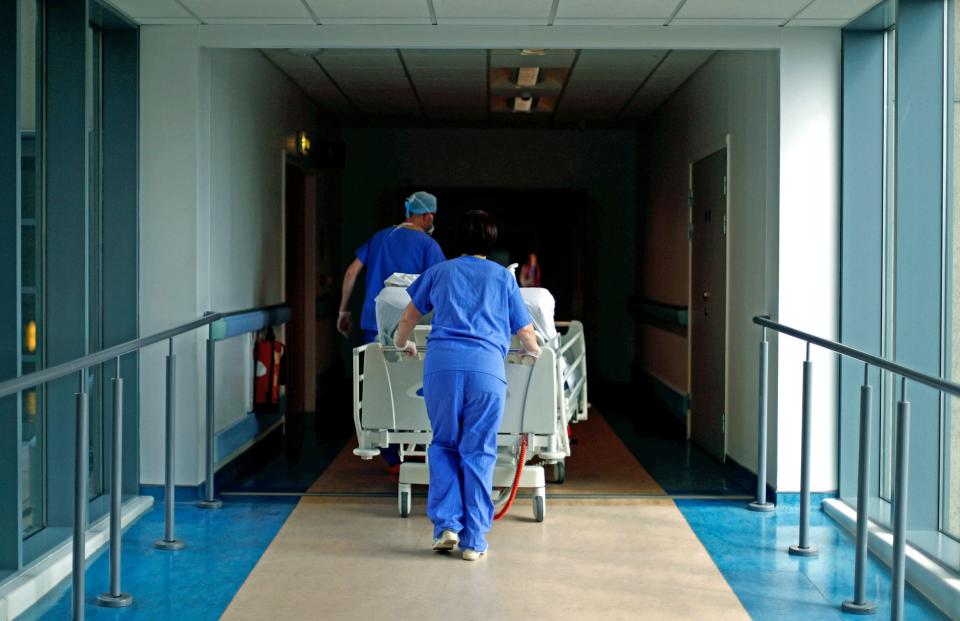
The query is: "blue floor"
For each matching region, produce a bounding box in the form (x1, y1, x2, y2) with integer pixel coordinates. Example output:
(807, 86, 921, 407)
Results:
(676, 499, 949, 620)
(19, 499, 297, 621)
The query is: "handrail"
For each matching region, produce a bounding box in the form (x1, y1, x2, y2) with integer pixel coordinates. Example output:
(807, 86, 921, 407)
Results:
(0, 313, 223, 399)
(751, 314, 957, 620)
(753, 316, 960, 398)
(1, 302, 288, 620)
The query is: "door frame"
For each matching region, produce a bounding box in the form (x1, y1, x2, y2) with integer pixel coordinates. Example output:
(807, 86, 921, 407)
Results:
(687, 134, 731, 459)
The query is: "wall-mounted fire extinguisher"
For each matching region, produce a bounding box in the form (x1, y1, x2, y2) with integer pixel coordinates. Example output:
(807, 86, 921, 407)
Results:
(254, 326, 285, 414)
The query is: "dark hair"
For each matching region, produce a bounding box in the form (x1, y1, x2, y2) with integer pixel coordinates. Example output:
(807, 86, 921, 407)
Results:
(458, 210, 498, 256)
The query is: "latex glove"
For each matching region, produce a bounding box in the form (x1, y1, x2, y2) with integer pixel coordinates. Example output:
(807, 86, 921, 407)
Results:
(519, 346, 541, 364)
(336, 311, 352, 337)
(396, 339, 418, 358)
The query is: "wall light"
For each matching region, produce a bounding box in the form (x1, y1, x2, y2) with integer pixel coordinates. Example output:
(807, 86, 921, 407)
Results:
(297, 131, 311, 157)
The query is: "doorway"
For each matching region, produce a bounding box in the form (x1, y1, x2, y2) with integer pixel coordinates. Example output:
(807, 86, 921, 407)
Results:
(689, 147, 728, 462)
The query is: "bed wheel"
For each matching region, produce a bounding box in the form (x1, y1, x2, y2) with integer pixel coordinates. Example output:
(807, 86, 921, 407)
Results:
(552, 461, 566, 484)
(533, 491, 545, 523)
(399, 487, 411, 518)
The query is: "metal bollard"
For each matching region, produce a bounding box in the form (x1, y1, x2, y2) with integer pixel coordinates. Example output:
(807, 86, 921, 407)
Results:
(789, 343, 818, 557)
(73, 370, 89, 621)
(98, 358, 133, 607)
(198, 338, 222, 509)
(156, 339, 184, 550)
(890, 379, 910, 621)
(842, 364, 876, 614)
(749, 327, 774, 512)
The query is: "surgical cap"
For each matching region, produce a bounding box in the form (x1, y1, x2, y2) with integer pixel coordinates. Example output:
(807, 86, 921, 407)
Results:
(405, 191, 438, 217)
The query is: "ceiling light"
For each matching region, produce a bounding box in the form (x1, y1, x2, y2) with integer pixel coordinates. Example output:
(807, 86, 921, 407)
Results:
(513, 95, 534, 113)
(520, 48, 546, 56)
(516, 67, 540, 87)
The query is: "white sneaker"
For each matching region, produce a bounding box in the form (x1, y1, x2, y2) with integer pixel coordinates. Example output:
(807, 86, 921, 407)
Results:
(461, 548, 487, 561)
(432, 530, 459, 552)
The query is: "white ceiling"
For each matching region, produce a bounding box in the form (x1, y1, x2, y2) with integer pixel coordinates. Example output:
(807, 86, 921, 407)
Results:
(104, 0, 882, 27)
(263, 48, 716, 125)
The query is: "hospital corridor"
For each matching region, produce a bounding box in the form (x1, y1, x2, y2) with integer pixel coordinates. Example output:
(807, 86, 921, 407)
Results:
(2, 0, 960, 620)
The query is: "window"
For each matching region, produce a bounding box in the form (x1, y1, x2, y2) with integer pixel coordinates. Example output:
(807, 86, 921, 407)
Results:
(19, 0, 43, 540)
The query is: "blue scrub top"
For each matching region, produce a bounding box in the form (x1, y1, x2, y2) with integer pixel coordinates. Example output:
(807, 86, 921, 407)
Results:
(407, 256, 532, 382)
(356, 225, 445, 332)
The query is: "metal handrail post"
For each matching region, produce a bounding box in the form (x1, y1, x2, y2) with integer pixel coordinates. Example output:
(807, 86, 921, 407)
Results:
(891, 380, 910, 621)
(198, 337, 222, 509)
(155, 339, 184, 550)
(749, 327, 774, 512)
(842, 364, 876, 614)
(72, 370, 89, 621)
(97, 358, 133, 607)
(789, 344, 818, 557)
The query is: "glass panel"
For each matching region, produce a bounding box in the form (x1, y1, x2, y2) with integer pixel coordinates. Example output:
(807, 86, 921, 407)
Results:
(19, 0, 44, 539)
(944, 0, 960, 541)
(880, 27, 897, 505)
(87, 26, 104, 501)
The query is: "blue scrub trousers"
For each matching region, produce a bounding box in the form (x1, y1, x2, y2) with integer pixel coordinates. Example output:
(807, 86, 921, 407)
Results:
(423, 370, 506, 552)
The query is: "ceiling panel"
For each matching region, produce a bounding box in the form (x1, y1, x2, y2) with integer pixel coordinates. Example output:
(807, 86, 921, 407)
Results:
(554, 0, 680, 24)
(675, 0, 810, 20)
(434, 0, 554, 24)
(792, 0, 881, 20)
(315, 50, 423, 117)
(622, 50, 712, 118)
(555, 50, 665, 121)
(178, 0, 314, 23)
(401, 49, 487, 69)
(785, 18, 849, 27)
(489, 49, 578, 69)
(102, 0, 199, 23)
(303, 0, 431, 24)
(261, 50, 354, 114)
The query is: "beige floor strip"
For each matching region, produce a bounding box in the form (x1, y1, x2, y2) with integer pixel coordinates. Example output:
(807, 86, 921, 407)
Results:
(221, 497, 749, 621)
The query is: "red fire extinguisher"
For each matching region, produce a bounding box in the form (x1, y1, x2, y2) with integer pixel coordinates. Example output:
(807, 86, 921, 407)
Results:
(254, 327, 284, 414)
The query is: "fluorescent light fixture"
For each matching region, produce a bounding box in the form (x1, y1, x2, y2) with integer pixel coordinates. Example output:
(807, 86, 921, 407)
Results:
(516, 67, 540, 87)
(513, 95, 533, 113)
(520, 48, 546, 56)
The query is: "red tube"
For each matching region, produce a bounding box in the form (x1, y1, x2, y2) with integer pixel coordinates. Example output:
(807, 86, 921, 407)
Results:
(493, 436, 527, 521)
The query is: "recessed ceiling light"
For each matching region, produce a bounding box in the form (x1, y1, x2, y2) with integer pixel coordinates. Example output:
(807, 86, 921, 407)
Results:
(513, 95, 534, 113)
(520, 48, 546, 56)
(516, 67, 540, 87)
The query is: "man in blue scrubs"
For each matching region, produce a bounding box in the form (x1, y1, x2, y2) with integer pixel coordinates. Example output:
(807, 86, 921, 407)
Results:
(394, 211, 541, 561)
(337, 191, 446, 469)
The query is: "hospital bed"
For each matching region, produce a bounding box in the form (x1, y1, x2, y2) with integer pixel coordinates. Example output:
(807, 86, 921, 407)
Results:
(351, 279, 588, 522)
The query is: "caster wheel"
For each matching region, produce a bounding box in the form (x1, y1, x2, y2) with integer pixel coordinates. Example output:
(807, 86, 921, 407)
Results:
(533, 494, 545, 523)
(553, 461, 566, 484)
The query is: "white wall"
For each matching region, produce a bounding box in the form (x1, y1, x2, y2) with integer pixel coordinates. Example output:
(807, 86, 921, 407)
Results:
(339, 127, 637, 383)
(639, 50, 780, 479)
(139, 28, 326, 485)
(638, 32, 840, 494)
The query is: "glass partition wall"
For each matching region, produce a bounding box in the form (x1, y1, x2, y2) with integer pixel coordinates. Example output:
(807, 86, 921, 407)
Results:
(842, 0, 960, 569)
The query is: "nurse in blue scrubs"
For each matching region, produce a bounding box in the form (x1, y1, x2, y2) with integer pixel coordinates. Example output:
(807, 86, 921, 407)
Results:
(394, 210, 542, 561)
(337, 191, 446, 469)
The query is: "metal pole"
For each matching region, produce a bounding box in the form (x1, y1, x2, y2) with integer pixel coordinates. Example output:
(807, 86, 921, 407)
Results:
(156, 339, 184, 550)
(72, 370, 89, 621)
(749, 327, 774, 512)
(891, 380, 910, 621)
(98, 358, 132, 607)
(790, 343, 818, 557)
(842, 364, 876, 614)
(198, 338, 222, 509)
